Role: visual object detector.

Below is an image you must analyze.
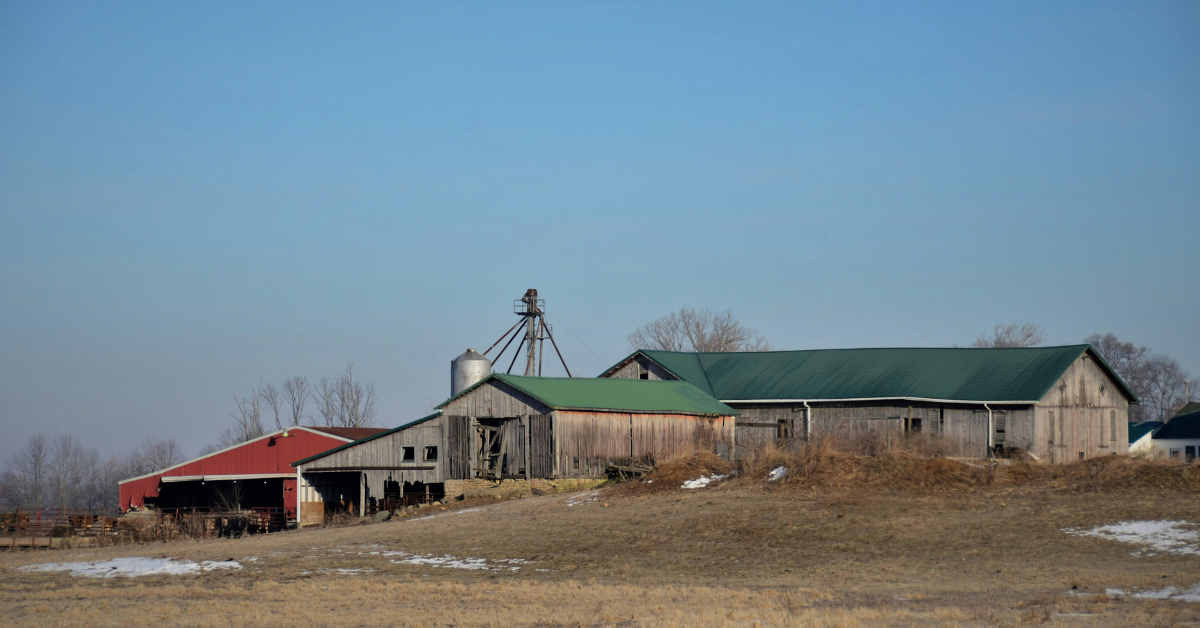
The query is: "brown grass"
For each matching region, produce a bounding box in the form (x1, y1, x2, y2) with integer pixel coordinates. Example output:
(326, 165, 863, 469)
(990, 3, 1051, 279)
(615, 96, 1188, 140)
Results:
(2, 479, 1197, 627)
(618, 449, 737, 495)
(735, 437, 1200, 493)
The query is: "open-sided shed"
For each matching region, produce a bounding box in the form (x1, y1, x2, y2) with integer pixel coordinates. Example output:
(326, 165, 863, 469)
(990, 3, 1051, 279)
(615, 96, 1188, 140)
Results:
(118, 426, 384, 524)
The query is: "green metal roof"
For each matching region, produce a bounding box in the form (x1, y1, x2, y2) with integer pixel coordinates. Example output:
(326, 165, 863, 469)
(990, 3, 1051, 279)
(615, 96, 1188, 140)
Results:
(291, 411, 442, 467)
(1128, 421, 1164, 443)
(1174, 401, 1200, 418)
(606, 345, 1139, 404)
(440, 373, 738, 416)
(1156, 410, 1200, 440)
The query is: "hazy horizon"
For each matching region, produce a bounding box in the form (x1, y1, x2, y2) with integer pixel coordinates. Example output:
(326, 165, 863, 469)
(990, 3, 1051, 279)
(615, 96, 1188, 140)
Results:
(2, 1, 1197, 463)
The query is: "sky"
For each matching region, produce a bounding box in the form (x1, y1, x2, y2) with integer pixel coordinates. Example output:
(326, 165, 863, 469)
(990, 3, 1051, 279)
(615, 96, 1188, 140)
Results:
(1, 1, 1197, 463)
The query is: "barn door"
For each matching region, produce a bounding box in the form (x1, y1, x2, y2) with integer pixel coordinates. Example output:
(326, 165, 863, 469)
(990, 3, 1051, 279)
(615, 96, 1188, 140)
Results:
(446, 415, 473, 479)
(528, 414, 554, 478)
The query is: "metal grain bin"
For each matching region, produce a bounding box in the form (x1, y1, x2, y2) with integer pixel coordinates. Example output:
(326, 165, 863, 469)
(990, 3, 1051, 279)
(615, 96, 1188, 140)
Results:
(451, 348, 492, 397)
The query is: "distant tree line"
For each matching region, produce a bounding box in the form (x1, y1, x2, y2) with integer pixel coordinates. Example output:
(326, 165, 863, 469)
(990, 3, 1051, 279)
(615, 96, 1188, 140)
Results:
(2, 361, 380, 512)
(0, 434, 185, 512)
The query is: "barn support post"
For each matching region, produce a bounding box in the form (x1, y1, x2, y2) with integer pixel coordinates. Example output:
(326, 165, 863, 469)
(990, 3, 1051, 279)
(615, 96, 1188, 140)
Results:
(985, 403, 994, 458)
(359, 472, 366, 519)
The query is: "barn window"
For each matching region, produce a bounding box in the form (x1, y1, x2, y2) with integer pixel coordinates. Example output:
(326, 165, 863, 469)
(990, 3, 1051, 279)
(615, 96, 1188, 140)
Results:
(402, 447, 415, 461)
(638, 361, 650, 380)
(573, 456, 579, 470)
(1079, 452, 1085, 460)
(1110, 411, 1117, 442)
(1048, 411, 1055, 445)
(424, 446, 438, 461)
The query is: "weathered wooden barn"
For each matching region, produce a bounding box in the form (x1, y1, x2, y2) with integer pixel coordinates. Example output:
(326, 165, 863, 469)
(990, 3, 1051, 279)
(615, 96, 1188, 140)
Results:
(292, 374, 737, 521)
(601, 345, 1139, 462)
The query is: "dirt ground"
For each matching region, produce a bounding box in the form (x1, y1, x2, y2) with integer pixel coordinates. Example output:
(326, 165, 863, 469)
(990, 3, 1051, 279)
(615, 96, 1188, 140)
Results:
(2, 481, 1198, 627)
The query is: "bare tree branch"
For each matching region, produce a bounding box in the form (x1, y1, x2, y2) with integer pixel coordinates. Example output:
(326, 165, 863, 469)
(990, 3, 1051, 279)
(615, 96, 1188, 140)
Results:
(970, 323, 1046, 348)
(315, 362, 378, 428)
(282, 376, 311, 427)
(258, 380, 283, 431)
(1085, 332, 1191, 422)
(219, 390, 265, 448)
(628, 307, 771, 353)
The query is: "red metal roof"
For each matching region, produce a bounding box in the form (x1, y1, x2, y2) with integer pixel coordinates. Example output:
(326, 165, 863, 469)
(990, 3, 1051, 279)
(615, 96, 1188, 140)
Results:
(117, 427, 380, 511)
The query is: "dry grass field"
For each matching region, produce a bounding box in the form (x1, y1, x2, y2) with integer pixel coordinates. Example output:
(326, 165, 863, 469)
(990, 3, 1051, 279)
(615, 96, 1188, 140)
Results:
(3, 451, 1199, 627)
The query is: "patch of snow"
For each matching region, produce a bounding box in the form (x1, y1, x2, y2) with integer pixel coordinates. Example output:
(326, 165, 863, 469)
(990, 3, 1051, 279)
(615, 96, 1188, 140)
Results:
(388, 552, 527, 571)
(682, 474, 728, 489)
(1106, 585, 1200, 603)
(19, 557, 241, 578)
(768, 466, 788, 482)
(243, 556, 260, 563)
(567, 491, 600, 507)
(407, 506, 484, 522)
(1064, 520, 1199, 556)
(317, 568, 375, 575)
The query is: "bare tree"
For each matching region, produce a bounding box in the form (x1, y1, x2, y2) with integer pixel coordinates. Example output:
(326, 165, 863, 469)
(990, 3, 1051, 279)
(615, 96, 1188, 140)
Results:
(316, 362, 378, 428)
(281, 376, 311, 427)
(123, 436, 187, 478)
(628, 307, 771, 353)
(258, 380, 282, 431)
(1085, 332, 1191, 422)
(218, 390, 266, 448)
(0, 434, 49, 509)
(80, 453, 124, 511)
(47, 434, 88, 511)
(1142, 354, 1189, 421)
(970, 323, 1046, 348)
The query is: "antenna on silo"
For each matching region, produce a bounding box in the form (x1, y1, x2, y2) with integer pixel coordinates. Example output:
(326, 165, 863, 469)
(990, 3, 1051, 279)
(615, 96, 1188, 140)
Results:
(480, 288, 571, 377)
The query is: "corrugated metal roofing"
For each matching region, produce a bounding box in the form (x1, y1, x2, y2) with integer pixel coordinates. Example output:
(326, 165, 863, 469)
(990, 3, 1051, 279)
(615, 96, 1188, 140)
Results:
(440, 374, 738, 417)
(613, 345, 1138, 404)
(1174, 401, 1200, 418)
(1128, 421, 1164, 443)
(308, 427, 388, 440)
(1155, 411, 1200, 440)
(117, 426, 364, 511)
(292, 412, 443, 467)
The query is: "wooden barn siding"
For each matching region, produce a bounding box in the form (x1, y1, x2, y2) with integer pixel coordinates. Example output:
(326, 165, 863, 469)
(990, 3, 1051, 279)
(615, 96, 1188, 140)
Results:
(1035, 354, 1130, 463)
(300, 421, 446, 500)
(442, 380, 550, 418)
(552, 411, 735, 478)
(730, 402, 1032, 458)
(607, 357, 677, 381)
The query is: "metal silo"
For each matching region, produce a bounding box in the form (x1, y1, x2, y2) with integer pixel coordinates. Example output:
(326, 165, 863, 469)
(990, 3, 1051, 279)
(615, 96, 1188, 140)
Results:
(451, 349, 491, 397)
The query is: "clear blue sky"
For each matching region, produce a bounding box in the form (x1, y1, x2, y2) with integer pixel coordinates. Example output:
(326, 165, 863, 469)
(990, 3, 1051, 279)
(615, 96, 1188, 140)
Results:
(2, 1, 1197, 461)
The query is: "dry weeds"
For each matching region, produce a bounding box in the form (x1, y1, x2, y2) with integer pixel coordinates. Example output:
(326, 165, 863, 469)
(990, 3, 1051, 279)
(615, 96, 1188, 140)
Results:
(2, 442, 1199, 627)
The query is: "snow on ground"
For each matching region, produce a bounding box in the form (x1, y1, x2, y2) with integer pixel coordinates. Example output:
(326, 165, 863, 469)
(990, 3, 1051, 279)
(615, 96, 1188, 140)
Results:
(389, 553, 529, 571)
(566, 491, 599, 506)
(682, 474, 728, 489)
(1063, 520, 1199, 556)
(1106, 585, 1200, 603)
(19, 557, 241, 578)
(408, 507, 484, 521)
